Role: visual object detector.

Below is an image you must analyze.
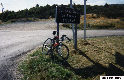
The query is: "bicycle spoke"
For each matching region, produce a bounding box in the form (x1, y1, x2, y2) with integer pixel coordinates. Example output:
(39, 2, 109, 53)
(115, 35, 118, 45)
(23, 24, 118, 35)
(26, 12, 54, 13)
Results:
(42, 38, 52, 55)
(57, 43, 69, 60)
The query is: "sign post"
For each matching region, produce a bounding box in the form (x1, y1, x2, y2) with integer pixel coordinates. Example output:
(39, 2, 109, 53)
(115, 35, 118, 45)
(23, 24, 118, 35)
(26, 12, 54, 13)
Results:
(57, 23, 59, 42)
(70, 0, 78, 49)
(74, 24, 77, 49)
(70, 0, 75, 44)
(55, 6, 59, 43)
(84, 0, 87, 40)
(70, 0, 72, 8)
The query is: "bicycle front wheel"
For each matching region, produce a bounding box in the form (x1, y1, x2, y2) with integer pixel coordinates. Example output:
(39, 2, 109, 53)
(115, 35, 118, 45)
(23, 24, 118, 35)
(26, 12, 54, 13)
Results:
(42, 38, 52, 54)
(57, 43, 69, 60)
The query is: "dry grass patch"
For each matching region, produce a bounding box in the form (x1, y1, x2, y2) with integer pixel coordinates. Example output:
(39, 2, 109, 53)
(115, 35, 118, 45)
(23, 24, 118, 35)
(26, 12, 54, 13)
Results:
(62, 14, 124, 29)
(66, 36, 124, 79)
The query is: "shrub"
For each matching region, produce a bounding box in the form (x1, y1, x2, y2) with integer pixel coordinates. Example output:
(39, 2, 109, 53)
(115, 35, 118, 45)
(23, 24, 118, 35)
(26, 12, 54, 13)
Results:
(91, 23, 115, 29)
(115, 21, 124, 29)
(62, 24, 71, 29)
(120, 18, 124, 21)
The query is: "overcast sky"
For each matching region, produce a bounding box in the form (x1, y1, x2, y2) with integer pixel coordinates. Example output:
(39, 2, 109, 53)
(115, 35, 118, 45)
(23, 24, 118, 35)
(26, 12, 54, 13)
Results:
(0, 0, 124, 13)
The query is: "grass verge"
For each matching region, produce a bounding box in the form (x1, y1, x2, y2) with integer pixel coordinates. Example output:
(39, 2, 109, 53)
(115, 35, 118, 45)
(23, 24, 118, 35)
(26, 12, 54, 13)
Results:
(19, 36, 124, 80)
(18, 48, 81, 80)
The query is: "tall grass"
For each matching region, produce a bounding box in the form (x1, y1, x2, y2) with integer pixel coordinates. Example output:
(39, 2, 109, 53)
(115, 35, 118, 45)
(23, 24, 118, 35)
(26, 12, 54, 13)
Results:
(62, 14, 124, 29)
(115, 21, 124, 29)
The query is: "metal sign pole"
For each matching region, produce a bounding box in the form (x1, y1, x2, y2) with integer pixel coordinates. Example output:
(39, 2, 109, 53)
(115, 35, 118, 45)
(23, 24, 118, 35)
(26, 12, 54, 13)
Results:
(70, 0, 75, 42)
(84, 0, 86, 40)
(70, 0, 73, 8)
(70, 0, 77, 49)
(56, 6, 59, 42)
(74, 24, 77, 50)
(57, 23, 59, 43)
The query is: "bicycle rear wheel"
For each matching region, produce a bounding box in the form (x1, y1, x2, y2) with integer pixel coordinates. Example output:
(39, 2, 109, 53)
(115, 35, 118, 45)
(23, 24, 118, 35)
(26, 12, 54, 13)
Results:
(57, 43, 69, 60)
(42, 38, 52, 54)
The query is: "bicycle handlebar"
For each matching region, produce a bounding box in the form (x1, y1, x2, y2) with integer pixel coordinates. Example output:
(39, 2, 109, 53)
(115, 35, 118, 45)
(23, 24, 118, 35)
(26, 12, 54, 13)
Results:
(61, 35, 71, 42)
(66, 36, 71, 41)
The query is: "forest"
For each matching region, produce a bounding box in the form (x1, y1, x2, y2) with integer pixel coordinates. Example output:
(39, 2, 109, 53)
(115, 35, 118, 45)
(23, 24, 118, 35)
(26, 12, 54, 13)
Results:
(0, 3, 124, 22)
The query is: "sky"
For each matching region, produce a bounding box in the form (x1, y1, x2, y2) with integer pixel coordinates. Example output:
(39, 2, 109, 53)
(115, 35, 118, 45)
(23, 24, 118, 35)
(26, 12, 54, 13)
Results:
(0, 0, 124, 13)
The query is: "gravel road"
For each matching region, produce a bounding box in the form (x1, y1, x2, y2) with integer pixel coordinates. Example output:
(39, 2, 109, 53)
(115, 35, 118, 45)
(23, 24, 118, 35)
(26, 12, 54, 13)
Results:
(0, 19, 57, 31)
(0, 20, 124, 80)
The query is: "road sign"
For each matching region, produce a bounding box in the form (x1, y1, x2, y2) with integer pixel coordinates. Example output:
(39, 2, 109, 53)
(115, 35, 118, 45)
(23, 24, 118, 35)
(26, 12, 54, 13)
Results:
(55, 5, 80, 50)
(56, 6, 80, 24)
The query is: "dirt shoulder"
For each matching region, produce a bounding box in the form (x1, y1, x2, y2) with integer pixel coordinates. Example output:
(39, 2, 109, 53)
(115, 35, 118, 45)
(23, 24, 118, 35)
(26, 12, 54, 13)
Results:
(0, 47, 40, 80)
(0, 19, 64, 31)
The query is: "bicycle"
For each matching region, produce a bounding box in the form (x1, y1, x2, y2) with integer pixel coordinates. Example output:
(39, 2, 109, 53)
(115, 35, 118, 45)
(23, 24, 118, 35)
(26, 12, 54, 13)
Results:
(42, 31, 71, 60)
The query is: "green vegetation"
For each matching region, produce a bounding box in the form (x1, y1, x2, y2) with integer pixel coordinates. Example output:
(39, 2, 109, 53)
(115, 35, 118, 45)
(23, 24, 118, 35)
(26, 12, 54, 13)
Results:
(0, 4, 124, 22)
(19, 48, 81, 80)
(19, 36, 124, 80)
(0, 4, 56, 22)
(0, 4, 124, 29)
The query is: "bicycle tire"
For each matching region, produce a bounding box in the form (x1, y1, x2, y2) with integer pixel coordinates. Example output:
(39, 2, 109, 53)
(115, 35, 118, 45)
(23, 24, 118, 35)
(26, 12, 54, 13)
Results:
(57, 43, 69, 60)
(42, 38, 52, 54)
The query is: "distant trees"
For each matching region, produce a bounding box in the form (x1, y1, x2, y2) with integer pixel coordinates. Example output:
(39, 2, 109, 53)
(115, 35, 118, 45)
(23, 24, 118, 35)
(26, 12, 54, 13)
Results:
(0, 4, 124, 22)
(102, 4, 124, 18)
(0, 4, 57, 22)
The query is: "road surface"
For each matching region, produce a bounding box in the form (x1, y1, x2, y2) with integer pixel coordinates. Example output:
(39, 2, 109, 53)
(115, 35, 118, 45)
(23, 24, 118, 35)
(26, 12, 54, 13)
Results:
(1, 30, 124, 62)
(0, 20, 124, 80)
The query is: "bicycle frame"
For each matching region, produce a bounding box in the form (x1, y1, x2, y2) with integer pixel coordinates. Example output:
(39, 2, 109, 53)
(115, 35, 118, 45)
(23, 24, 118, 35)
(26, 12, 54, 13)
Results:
(42, 31, 70, 60)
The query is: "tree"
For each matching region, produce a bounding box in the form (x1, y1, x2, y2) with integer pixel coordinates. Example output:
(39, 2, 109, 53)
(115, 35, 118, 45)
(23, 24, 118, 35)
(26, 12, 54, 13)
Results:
(36, 4, 39, 8)
(104, 3, 109, 7)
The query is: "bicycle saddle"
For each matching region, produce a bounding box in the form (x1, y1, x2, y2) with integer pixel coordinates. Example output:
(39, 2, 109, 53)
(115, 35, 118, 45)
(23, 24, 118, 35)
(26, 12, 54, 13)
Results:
(53, 31, 56, 35)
